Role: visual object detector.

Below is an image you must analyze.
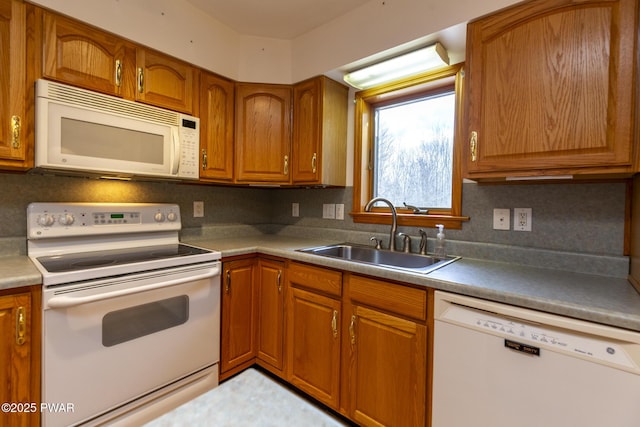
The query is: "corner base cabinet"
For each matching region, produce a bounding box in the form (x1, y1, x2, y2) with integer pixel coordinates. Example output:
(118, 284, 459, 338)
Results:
(0, 285, 41, 427)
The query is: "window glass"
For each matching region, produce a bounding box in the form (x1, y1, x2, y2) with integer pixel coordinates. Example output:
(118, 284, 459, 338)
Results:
(373, 91, 455, 208)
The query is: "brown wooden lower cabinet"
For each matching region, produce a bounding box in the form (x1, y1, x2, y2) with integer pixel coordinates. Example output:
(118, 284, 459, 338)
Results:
(343, 274, 428, 427)
(220, 258, 257, 379)
(220, 259, 429, 426)
(287, 286, 342, 409)
(256, 258, 285, 374)
(0, 285, 41, 427)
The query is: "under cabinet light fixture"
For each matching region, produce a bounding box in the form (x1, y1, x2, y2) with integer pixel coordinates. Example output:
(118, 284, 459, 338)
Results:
(343, 42, 450, 90)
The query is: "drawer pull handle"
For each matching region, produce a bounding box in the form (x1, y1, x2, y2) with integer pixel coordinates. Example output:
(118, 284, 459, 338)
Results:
(311, 152, 317, 173)
(225, 270, 231, 294)
(284, 155, 289, 175)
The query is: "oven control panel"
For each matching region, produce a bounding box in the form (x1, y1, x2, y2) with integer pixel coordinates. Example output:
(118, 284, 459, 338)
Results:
(27, 202, 182, 239)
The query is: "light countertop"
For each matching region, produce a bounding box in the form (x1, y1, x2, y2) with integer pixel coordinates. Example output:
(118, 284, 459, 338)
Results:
(186, 235, 640, 332)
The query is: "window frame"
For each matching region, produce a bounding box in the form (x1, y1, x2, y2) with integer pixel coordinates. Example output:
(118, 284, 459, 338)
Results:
(351, 64, 469, 229)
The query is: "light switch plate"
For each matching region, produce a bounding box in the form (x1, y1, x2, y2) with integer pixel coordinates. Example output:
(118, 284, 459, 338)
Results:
(493, 208, 510, 230)
(193, 201, 204, 218)
(335, 204, 345, 220)
(322, 204, 336, 219)
(292, 203, 299, 217)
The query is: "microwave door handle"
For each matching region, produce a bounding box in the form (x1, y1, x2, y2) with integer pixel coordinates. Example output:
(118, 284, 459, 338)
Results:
(171, 128, 180, 175)
(47, 267, 219, 309)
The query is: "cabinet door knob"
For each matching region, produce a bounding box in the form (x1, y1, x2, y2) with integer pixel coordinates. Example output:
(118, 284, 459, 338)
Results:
(349, 315, 356, 346)
(202, 149, 208, 170)
(115, 59, 122, 87)
(15, 306, 26, 346)
(331, 310, 338, 338)
(11, 116, 21, 149)
(470, 131, 478, 162)
(137, 67, 144, 93)
(277, 270, 282, 293)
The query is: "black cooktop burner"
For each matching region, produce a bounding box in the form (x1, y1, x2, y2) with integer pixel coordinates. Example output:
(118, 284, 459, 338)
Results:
(37, 244, 211, 273)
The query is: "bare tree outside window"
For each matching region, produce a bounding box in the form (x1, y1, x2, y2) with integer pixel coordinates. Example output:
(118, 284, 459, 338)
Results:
(373, 92, 455, 209)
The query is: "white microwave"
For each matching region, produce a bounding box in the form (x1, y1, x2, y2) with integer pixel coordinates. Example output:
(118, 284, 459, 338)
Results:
(34, 79, 200, 180)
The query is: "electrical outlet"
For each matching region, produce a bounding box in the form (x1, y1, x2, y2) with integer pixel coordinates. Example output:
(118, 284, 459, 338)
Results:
(292, 202, 299, 217)
(322, 204, 336, 219)
(514, 208, 532, 231)
(335, 204, 345, 220)
(493, 208, 510, 230)
(193, 201, 204, 218)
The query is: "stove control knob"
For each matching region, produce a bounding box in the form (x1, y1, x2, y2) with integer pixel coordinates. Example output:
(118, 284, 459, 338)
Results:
(38, 214, 55, 227)
(59, 213, 75, 226)
(154, 212, 165, 222)
(167, 212, 178, 222)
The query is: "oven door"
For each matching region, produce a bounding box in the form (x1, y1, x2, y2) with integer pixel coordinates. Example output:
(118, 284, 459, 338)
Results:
(42, 262, 220, 427)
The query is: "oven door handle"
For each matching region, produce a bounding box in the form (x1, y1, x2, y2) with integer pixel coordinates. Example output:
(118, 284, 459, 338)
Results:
(47, 267, 219, 309)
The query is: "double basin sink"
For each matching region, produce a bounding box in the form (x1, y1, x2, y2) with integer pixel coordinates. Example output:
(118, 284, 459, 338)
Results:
(298, 243, 459, 274)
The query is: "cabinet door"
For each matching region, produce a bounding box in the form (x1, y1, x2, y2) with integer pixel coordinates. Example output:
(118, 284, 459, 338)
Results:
(235, 83, 292, 183)
(135, 48, 196, 114)
(41, 11, 135, 98)
(0, 291, 37, 427)
(199, 72, 234, 181)
(287, 287, 341, 409)
(292, 76, 348, 186)
(345, 304, 427, 427)
(0, 0, 29, 170)
(464, 0, 637, 178)
(256, 258, 284, 371)
(220, 259, 257, 376)
(292, 78, 321, 183)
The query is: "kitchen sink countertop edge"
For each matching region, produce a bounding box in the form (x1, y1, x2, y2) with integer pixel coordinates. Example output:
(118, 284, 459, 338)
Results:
(187, 235, 640, 333)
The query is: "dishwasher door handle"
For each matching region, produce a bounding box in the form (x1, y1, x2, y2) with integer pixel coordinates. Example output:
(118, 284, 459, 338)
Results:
(47, 268, 219, 309)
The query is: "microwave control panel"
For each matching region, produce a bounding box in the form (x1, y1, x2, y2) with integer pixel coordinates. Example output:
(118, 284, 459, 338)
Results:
(178, 116, 200, 180)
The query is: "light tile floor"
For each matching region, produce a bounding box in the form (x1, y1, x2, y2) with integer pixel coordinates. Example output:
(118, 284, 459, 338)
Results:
(145, 368, 351, 426)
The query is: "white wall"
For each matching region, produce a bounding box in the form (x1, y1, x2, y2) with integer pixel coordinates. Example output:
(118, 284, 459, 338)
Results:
(30, 0, 520, 83)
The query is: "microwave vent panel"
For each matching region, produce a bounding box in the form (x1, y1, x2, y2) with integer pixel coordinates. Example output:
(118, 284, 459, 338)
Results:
(37, 80, 180, 127)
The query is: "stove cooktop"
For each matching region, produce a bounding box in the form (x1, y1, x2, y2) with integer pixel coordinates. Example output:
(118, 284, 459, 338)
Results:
(36, 244, 212, 273)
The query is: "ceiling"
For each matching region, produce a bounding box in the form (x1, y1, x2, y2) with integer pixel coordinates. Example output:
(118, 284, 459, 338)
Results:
(186, 0, 371, 39)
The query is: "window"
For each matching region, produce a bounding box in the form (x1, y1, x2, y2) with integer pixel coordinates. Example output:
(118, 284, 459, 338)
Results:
(352, 64, 468, 229)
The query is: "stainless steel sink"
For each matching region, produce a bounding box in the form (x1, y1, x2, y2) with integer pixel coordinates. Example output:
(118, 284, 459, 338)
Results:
(298, 243, 459, 274)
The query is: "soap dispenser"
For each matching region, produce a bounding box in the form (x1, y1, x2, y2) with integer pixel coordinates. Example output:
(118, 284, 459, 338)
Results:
(434, 224, 446, 259)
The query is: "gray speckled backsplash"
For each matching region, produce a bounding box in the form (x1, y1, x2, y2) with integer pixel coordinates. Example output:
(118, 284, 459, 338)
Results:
(0, 172, 629, 276)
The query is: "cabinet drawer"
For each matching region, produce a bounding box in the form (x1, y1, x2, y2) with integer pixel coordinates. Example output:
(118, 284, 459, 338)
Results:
(287, 262, 342, 297)
(347, 275, 427, 322)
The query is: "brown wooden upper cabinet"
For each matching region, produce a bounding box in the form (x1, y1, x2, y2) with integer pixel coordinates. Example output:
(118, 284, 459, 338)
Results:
(41, 10, 136, 98)
(39, 9, 196, 114)
(199, 71, 235, 182)
(464, 0, 638, 180)
(235, 83, 292, 184)
(292, 76, 348, 186)
(135, 48, 196, 115)
(0, 0, 30, 170)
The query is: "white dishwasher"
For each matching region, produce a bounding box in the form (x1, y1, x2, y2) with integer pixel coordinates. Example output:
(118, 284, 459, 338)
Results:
(432, 291, 640, 427)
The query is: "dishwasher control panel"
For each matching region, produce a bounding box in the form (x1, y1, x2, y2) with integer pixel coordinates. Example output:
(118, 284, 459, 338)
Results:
(438, 300, 640, 373)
